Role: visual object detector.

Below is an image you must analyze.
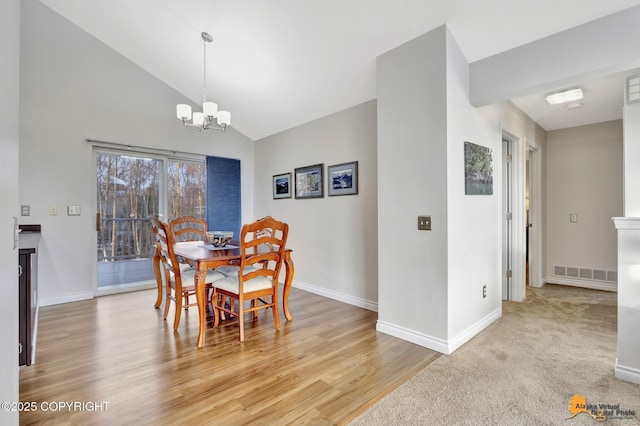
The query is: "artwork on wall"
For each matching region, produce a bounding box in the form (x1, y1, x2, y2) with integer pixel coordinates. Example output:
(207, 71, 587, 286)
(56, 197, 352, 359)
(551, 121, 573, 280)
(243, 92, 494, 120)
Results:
(272, 172, 292, 199)
(294, 163, 324, 199)
(464, 141, 493, 195)
(328, 161, 358, 196)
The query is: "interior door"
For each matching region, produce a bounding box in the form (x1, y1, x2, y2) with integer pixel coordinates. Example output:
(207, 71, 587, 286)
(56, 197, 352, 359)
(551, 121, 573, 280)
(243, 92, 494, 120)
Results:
(502, 138, 512, 300)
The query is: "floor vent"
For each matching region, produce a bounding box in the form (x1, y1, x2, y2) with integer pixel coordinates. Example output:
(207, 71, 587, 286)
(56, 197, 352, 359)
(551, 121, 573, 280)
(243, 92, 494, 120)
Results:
(553, 265, 617, 283)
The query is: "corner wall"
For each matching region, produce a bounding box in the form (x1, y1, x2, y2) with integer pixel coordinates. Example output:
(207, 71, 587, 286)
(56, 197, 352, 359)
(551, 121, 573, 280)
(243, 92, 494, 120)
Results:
(0, 0, 21, 423)
(254, 100, 378, 308)
(376, 25, 502, 353)
(19, 0, 254, 306)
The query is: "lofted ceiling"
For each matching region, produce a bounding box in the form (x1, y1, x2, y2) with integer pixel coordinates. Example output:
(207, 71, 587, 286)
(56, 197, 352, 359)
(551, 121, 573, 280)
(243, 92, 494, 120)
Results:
(38, 0, 640, 140)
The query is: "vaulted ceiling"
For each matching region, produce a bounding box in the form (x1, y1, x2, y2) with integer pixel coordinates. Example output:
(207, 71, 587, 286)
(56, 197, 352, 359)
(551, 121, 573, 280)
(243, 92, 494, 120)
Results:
(38, 0, 640, 140)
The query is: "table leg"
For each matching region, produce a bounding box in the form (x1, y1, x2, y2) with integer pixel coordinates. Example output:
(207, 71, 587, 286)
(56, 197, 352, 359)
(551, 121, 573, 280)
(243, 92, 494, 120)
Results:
(195, 268, 207, 348)
(283, 249, 294, 321)
(153, 251, 162, 308)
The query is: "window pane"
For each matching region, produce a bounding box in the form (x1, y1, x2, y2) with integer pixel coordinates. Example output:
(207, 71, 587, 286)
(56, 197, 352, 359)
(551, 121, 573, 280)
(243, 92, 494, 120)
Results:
(167, 160, 207, 221)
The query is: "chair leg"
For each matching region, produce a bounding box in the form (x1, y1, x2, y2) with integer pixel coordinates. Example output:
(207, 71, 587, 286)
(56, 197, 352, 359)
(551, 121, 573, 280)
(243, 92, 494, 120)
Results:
(272, 295, 280, 331)
(163, 286, 171, 320)
(211, 291, 220, 327)
(174, 291, 183, 330)
(238, 297, 245, 342)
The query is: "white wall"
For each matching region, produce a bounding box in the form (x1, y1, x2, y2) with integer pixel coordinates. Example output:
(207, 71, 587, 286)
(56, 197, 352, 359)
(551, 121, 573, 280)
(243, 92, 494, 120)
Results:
(624, 76, 640, 216)
(546, 121, 623, 290)
(445, 29, 502, 343)
(254, 100, 378, 308)
(377, 26, 502, 354)
(478, 101, 548, 290)
(614, 68, 640, 384)
(19, 0, 254, 306)
(0, 0, 21, 423)
(377, 27, 450, 345)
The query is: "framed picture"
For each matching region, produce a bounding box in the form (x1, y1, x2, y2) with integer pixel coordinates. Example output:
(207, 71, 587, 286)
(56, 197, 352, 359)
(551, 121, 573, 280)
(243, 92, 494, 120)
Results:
(294, 163, 324, 199)
(464, 141, 493, 195)
(272, 172, 292, 199)
(328, 161, 358, 196)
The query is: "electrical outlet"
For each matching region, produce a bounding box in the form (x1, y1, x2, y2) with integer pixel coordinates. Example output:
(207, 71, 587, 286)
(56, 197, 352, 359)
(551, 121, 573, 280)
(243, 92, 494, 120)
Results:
(482, 285, 487, 298)
(49, 205, 57, 216)
(21, 205, 30, 216)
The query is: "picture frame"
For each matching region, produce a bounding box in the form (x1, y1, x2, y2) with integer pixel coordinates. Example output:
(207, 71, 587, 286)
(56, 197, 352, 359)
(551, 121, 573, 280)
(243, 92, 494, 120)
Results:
(272, 172, 292, 199)
(328, 161, 359, 196)
(464, 141, 493, 195)
(294, 163, 324, 199)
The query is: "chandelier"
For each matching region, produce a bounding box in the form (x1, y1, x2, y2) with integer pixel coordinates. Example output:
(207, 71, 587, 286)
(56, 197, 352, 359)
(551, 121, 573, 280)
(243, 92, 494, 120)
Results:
(176, 32, 231, 131)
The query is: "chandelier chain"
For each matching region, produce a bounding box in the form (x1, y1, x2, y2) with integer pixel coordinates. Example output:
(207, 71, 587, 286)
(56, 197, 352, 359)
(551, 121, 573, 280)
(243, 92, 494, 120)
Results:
(202, 35, 207, 104)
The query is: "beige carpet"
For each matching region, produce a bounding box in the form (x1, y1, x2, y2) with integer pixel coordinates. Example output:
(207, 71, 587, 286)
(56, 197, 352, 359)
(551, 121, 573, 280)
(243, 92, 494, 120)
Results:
(350, 284, 640, 425)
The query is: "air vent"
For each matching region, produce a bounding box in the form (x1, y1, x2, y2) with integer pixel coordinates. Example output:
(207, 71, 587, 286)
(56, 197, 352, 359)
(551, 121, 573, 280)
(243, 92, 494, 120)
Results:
(553, 265, 617, 284)
(579, 269, 592, 279)
(593, 270, 607, 281)
(566, 267, 579, 278)
(627, 74, 640, 104)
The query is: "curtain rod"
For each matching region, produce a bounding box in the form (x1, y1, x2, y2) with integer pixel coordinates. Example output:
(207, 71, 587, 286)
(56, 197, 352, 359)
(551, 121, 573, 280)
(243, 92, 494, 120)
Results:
(85, 138, 204, 159)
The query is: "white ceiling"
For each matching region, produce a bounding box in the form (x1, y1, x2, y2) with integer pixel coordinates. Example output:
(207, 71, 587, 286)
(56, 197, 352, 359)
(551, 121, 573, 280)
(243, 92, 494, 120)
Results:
(38, 0, 640, 139)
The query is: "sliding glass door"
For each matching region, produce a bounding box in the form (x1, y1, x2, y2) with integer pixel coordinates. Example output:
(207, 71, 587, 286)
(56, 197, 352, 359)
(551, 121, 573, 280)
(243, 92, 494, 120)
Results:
(96, 150, 207, 292)
(96, 152, 161, 289)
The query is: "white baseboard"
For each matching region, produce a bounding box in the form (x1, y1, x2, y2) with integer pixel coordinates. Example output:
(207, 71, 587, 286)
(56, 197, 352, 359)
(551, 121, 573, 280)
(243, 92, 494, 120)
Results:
(615, 360, 640, 384)
(544, 276, 617, 292)
(292, 280, 378, 312)
(377, 307, 502, 355)
(448, 308, 502, 353)
(39, 291, 94, 307)
(376, 321, 450, 354)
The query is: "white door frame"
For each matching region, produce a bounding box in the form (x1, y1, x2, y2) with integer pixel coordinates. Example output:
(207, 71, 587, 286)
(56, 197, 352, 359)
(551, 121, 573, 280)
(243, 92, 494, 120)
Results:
(502, 132, 527, 302)
(527, 141, 543, 288)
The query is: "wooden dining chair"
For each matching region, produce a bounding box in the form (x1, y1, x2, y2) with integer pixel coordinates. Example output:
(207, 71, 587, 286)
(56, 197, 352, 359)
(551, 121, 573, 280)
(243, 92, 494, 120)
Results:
(211, 216, 289, 342)
(152, 216, 225, 329)
(151, 215, 165, 309)
(170, 215, 207, 242)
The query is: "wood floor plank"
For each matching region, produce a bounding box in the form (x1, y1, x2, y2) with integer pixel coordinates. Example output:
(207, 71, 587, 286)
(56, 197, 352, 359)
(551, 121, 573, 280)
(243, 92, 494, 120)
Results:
(20, 287, 439, 425)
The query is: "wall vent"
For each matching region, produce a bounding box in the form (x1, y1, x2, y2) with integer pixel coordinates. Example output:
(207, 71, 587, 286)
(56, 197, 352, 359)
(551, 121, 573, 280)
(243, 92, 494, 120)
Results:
(554, 266, 566, 276)
(566, 267, 580, 278)
(553, 265, 617, 284)
(579, 268, 592, 279)
(593, 270, 607, 281)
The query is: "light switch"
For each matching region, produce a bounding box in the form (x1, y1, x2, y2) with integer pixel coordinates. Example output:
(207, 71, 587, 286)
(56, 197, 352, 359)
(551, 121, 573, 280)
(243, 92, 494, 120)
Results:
(418, 215, 431, 231)
(570, 213, 578, 223)
(67, 205, 81, 216)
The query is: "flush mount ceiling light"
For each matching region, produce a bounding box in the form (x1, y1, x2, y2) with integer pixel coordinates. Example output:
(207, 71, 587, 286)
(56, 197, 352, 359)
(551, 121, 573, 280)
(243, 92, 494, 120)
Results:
(176, 32, 230, 131)
(544, 88, 584, 105)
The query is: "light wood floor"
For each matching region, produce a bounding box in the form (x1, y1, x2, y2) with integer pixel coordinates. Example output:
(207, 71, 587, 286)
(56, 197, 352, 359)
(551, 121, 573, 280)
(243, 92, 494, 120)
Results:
(20, 287, 439, 425)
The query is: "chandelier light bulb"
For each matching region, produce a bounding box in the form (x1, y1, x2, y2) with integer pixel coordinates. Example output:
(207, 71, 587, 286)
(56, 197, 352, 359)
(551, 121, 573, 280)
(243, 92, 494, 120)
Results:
(175, 32, 230, 131)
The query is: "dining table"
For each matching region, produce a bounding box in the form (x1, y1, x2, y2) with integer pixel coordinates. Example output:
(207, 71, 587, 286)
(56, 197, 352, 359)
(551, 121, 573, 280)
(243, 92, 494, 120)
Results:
(170, 241, 295, 348)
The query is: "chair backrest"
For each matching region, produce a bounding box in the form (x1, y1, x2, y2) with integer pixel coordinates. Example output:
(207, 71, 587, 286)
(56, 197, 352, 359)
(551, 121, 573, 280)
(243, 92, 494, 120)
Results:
(170, 216, 207, 242)
(239, 216, 289, 286)
(152, 216, 180, 283)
